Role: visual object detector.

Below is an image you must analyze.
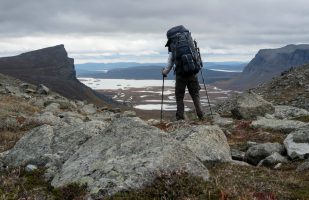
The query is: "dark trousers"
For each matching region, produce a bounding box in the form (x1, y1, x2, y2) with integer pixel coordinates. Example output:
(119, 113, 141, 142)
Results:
(175, 74, 204, 120)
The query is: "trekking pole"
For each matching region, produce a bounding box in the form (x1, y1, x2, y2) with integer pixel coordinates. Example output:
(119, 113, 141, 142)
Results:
(194, 39, 214, 119)
(200, 69, 213, 118)
(160, 75, 165, 122)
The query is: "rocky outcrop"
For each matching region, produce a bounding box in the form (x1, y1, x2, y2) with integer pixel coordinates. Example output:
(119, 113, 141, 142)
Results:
(51, 117, 209, 197)
(0, 45, 113, 106)
(230, 91, 275, 119)
(284, 126, 309, 159)
(227, 44, 309, 90)
(254, 64, 309, 110)
(2, 115, 227, 198)
(244, 143, 285, 165)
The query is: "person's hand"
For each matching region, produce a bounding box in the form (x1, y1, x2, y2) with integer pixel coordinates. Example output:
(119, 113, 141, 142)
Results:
(161, 68, 167, 77)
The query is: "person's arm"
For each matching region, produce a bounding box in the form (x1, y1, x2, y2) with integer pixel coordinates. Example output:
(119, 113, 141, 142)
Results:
(162, 52, 174, 76)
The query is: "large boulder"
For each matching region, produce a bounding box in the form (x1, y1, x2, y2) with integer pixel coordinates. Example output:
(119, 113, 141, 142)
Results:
(251, 118, 307, 133)
(230, 91, 275, 120)
(171, 125, 232, 162)
(51, 117, 209, 198)
(284, 126, 309, 159)
(3, 120, 109, 168)
(273, 106, 309, 119)
(245, 143, 285, 165)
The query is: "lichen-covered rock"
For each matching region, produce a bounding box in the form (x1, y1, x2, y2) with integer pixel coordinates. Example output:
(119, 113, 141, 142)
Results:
(230, 91, 275, 120)
(258, 152, 288, 167)
(171, 125, 232, 162)
(81, 104, 97, 115)
(296, 159, 309, 172)
(231, 149, 245, 161)
(273, 106, 309, 119)
(251, 118, 307, 133)
(284, 127, 309, 159)
(122, 110, 136, 117)
(51, 117, 209, 198)
(245, 143, 285, 165)
(3, 120, 109, 168)
(37, 84, 50, 95)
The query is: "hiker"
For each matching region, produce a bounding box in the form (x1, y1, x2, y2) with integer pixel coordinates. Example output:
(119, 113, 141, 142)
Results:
(161, 25, 204, 120)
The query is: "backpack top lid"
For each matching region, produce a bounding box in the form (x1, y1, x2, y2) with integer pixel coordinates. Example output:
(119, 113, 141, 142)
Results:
(165, 25, 189, 47)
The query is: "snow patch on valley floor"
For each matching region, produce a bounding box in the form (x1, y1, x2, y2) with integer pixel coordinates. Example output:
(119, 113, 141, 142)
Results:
(134, 104, 190, 111)
(78, 78, 175, 90)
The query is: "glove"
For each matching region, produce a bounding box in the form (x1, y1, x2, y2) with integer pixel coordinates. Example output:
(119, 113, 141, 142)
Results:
(161, 68, 167, 77)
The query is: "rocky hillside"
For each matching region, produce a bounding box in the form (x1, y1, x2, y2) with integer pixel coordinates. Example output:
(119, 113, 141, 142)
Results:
(0, 45, 113, 106)
(226, 44, 309, 90)
(0, 72, 308, 199)
(254, 64, 309, 110)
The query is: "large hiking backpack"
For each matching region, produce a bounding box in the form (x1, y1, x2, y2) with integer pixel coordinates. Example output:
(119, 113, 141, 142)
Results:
(166, 25, 202, 76)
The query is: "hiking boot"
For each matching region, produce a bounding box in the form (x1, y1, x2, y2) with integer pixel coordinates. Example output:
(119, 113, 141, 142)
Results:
(198, 115, 205, 121)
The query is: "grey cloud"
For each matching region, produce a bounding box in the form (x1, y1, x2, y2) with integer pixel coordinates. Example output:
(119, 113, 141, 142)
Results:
(0, 0, 309, 62)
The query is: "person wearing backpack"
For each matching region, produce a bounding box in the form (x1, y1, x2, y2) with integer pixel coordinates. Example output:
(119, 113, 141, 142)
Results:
(161, 25, 204, 121)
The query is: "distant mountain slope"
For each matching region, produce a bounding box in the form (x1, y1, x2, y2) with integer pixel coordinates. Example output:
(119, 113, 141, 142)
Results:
(0, 45, 113, 105)
(77, 65, 241, 84)
(76, 61, 246, 72)
(225, 44, 309, 90)
(254, 64, 309, 110)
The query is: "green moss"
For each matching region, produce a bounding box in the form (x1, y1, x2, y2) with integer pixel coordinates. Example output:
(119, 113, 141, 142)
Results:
(53, 183, 88, 200)
(292, 115, 309, 123)
(107, 171, 220, 200)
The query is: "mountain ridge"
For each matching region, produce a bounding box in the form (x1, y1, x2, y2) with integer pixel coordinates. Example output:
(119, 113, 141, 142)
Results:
(223, 44, 309, 90)
(0, 45, 114, 106)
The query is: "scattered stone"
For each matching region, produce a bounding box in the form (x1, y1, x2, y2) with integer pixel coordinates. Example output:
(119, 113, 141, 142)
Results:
(251, 118, 307, 133)
(25, 164, 38, 172)
(147, 119, 161, 126)
(258, 152, 288, 167)
(284, 126, 309, 159)
(274, 163, 282, 169)
(81, 104, 97, 115)
(296, 160, 309, 172)
(109, 108, 121, 113)
(37, 84, 50, 95)
(44, 99, 73, 110)
(58, 112, 85, 125)
(230, 160, 250, 166)
(171, 125, 232, 162)
(25, 88, 36, 94)
(5, 86, 21, 96)
(231, 149, 245, 161)
(247, 141, 259, 148)
(245, 142, 285, 165)
(273, 105, 309, 119)
(122, 110, 136, 117)
(19, 83, 30, 91)
(212, 114, 234, 127)
(43, 103, 61, 114)
(230, 91, 275, 120)
(87, 111, 117, 121)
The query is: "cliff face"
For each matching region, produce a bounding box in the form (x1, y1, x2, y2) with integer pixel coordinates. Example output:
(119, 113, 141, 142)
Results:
(0, 45, 112, 105)
(227, 44, 309, 90)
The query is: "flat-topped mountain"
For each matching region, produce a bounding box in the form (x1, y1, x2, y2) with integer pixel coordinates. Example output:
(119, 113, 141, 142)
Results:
(225, 44, 309, 90)
(0, 45, 112, 105)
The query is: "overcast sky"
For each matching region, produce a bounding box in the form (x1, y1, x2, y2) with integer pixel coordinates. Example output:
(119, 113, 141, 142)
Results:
(0, 0, 308, 63)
